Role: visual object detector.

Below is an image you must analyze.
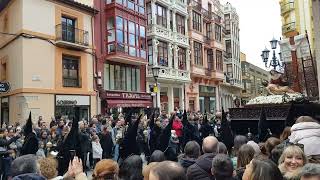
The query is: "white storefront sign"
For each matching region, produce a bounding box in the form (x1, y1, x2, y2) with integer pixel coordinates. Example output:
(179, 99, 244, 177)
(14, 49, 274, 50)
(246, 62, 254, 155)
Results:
(56, 95, 90, 106)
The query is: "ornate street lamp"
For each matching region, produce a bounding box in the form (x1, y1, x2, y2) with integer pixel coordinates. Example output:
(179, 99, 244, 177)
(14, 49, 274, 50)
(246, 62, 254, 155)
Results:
(261, 37, 284, 70)
(151, 66, 160, 109)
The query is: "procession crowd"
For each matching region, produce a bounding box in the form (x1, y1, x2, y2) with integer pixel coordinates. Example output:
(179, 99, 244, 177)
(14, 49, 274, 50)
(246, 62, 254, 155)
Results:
(0, 109, 320, 180)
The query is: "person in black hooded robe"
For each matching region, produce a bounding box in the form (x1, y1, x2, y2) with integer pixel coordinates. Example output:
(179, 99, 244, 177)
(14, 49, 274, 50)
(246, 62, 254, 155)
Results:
(57, 107, 82, 176)
(199, 114, 212, 140)
(119, 113, 143, 162)
(148, 112, 162, 154)
(219, 108, 234, 153)
(20, 112, 39, 156)
(182, 111, 201, 149)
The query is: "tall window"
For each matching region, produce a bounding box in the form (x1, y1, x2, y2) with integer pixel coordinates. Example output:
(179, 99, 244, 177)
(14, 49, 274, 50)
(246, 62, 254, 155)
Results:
(216, 50, 223, 71)
(156, 4, 167, 28)
(178, 47, 186, 70)
(0, 62, 6, 81)
(176, 14, 185, 34)
(104, 63, 140, 92)
(215, 24, 221, 42)
(226, 64, 232, 77)
(63, 56, 80, 87)
(147, 3, 152, 25)
(207, 49, 214, 70)
(206, 23, 212, 39)
(148, 40, 153, 65)
(194, 41, 202, 65)
(192, 11, 201, 31)
(226, 40, 231, 58)
(158, 41, 168, 66)
(61, 16, 75, 43)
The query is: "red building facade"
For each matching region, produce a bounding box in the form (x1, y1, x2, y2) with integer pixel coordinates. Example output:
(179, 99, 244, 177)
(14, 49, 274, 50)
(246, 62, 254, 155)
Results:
(94, 0, 151, 113)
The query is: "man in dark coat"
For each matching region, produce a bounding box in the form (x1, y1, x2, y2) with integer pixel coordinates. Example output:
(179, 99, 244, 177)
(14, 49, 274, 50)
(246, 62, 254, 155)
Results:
(79, 121, 91, 171)
(20, 112, 39, 156)
(98, 126, 114, 159)
(186, 136, 218, 180)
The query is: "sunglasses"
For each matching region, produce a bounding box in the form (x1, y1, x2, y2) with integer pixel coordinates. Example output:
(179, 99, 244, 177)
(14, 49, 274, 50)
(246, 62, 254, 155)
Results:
(284, 141, 304, 152)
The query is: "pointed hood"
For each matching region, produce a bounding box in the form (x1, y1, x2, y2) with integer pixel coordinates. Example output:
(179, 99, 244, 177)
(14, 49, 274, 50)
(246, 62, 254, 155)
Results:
(24, 112, 33, 136)
(258, 108, 268, 142)
(63, 107, 80, 151)
(220, 107, 234, 151)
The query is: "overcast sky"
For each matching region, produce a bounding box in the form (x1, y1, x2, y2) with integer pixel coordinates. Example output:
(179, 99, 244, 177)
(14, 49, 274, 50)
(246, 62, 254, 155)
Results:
(221, 0, 282, 69)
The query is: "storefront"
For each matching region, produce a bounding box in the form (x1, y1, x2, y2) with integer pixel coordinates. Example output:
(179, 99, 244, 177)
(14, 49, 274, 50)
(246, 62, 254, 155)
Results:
(1, 97, 9, 126)
(55, 95, 90, 121)
(199, 85, 216, 113)
(101, 90, 152, 114)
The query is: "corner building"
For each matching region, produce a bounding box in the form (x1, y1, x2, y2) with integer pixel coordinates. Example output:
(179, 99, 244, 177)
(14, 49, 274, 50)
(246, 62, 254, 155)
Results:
(146, 0, 191, 112)
(0, 0, 97, 124)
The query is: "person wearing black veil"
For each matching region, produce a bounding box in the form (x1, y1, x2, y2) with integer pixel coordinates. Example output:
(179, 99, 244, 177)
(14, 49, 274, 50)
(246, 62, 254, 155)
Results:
(57, 107, 82, 176)
(119, 113, 143, 162)
(20, 112, 39, 156)
(219, 107, 234, 153)
(158, 114, 174, 159)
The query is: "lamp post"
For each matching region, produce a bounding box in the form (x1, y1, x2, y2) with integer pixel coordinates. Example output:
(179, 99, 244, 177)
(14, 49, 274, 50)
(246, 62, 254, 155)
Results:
(261, 37, 284, 70)
(151, 66, 160, 109)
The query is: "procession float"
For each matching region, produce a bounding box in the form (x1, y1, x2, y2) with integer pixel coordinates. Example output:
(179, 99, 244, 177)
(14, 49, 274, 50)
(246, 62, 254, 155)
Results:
(229, 69, 320, 140)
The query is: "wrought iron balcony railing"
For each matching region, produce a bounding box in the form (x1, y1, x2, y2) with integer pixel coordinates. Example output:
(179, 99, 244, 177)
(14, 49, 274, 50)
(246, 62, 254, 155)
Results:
(55, 24, 89, 47)
(281, 2, 294, 15)
(282, 22, 296, 34)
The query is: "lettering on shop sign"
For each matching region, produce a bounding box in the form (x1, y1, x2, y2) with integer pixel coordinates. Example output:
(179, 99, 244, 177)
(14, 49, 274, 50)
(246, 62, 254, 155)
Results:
(105, 91, 152, 100)
(0, 82, 10, 93)
(56, 100, 77, 106)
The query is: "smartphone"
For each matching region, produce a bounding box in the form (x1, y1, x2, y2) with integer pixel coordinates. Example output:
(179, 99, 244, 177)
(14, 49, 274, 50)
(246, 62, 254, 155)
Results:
(69, 150, 76, 161)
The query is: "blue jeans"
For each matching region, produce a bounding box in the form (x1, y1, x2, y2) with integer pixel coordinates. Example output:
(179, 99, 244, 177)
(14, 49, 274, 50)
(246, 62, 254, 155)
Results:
(113, 144, 119, 162)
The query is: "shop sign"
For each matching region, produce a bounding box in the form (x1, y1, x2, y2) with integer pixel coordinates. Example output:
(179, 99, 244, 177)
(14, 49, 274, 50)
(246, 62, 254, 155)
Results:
(56, 95, 90, 106)
(105, 91, 152, 100)
(0, 82, 10, 93)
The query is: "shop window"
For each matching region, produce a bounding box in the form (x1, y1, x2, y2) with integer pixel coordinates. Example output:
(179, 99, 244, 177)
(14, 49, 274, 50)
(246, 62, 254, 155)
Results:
(194, 41, 202, 66)
(104, 63, 140, 92)
(158, 41, 168, 66)
(178, 47, 186, 70)
(61, 16, 76, 43)
(156, 4, 167, 28)
(62, 56, 80, 87)
(192, 11, 201, 32)
(189, 100, 195, 112)
(176, 14, 185, 35)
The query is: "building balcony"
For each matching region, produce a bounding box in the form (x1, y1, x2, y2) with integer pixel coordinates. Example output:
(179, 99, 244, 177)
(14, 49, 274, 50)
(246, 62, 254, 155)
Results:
(173, 0, 188, 15)
(189, 0, 201, 12)
(105, 42, 147, 65)
(205, 68, 224, 81)
(55, 24, 89, 50)
(282, 22, 296, 34)
(281, 2, 294, 15)
(147, 66, 191, 82)
(147, 24, 172, 41)
(204, 36, 212, 46)
(174, 32, 189, 47)
(202, 8, 212, 20)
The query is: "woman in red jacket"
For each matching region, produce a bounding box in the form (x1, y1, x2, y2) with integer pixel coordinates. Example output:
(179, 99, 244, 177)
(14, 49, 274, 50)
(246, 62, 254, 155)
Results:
(172, 115, 183, 152)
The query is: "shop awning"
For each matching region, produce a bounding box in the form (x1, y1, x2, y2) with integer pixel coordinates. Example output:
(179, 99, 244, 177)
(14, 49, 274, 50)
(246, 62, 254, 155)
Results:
(107, 100, 153, 108)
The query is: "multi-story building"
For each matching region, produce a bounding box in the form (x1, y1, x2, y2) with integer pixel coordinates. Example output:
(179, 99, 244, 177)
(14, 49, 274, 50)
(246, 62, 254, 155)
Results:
(186, 0, 224, 113)
(240, 53, 270, 104)
(312, 0, 320, 94)
(219, 2, 241, 110)
(145, 0, 190, 112)
(280, 0, 314, 53)
(0, 0, 96, 124)
(95, 0, 152, 113)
